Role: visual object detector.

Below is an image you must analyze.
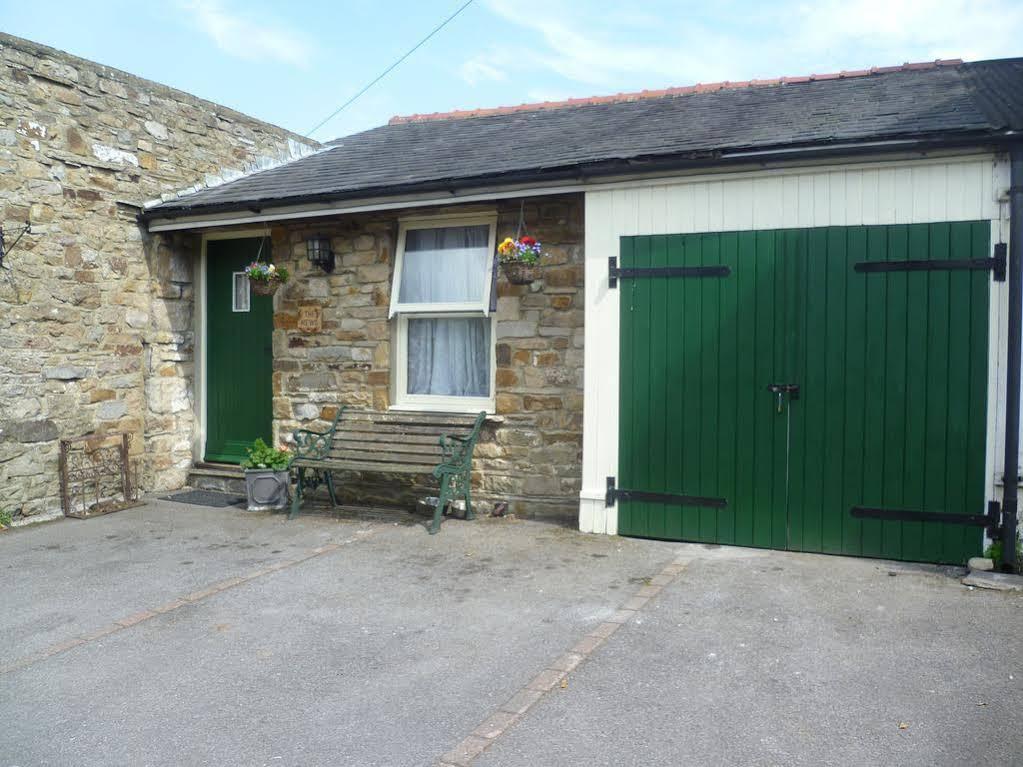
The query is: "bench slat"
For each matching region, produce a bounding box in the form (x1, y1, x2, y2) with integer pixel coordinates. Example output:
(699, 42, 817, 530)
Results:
(328, 446, 443, 460)
(333, 423, 474, 438)
(332, 431, 441, 446)
(294, 458, 437, 474)
(330, 442, 443, 458)
(339, 410, 478, 427)
(340, 459, 437, 472)
(324, 458, 439, 469)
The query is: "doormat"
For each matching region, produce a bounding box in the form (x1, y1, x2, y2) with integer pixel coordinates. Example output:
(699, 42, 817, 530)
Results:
(162, 490, 246, 508)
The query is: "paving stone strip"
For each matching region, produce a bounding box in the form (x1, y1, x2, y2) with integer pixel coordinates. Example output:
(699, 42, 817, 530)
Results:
(0, 534, 370, 676)
(436, 553, 692, 767)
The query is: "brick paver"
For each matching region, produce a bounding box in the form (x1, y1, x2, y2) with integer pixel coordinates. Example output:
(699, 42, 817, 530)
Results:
(0, 533, 368, 676)
(435, 552, 692, 765)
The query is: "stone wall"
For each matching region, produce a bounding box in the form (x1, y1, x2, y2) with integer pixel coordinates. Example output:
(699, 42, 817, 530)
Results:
(270, 195, 585, 521)
(0, 33, 317, 521)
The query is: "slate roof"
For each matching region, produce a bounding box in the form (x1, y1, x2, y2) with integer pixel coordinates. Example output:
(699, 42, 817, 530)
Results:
(145, 58, 1023, 218)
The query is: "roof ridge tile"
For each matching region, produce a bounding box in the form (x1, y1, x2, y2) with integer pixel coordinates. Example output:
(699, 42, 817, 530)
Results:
(389, 58, 964, 125)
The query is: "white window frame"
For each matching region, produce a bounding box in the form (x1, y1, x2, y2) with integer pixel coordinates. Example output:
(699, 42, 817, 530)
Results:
(393, 312, 497, 413)
(390, 213, 498, 413)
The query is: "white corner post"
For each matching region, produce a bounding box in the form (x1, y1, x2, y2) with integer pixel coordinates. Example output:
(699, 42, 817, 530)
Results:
(579, 190, 620, 534)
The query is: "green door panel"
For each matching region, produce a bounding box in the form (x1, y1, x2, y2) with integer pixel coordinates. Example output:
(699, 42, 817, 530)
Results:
(618, 231, 789, 549)
(205, 238, 273, 464)
(618, 222, 990, 565)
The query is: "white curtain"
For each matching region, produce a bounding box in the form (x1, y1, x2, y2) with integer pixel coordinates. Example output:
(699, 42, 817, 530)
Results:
(400, 225, 492, 397)
(408, 317, 490, 397)
(399, 225, 490, 304)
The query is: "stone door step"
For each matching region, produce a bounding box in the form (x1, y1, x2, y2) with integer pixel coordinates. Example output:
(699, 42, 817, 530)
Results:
(187, 463, 246, 494)
(962, 570, 1023, 592)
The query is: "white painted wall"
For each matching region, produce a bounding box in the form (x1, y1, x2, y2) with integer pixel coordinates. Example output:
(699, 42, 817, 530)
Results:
(580, 153, 1013, 535)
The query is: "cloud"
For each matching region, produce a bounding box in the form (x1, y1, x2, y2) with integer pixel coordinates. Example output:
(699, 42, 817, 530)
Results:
(476, 0, 750, 88)
(460, 56, 507, 86)
(794, 0, 1023, 61)
(180, 0, 313, 68)
(471, 0, 1023, 95)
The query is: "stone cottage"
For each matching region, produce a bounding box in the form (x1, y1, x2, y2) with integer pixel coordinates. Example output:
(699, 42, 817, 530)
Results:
(141, 57, 1023, 566)
(171, 197, 585, 519)
(0, 33, 317, 521)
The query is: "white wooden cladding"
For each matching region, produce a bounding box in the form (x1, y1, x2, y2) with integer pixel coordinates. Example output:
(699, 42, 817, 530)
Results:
(588, 156, 1002, 239)
(579, 153, 1010, 535)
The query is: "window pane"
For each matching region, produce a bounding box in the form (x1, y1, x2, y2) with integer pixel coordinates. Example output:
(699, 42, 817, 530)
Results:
(407, 317, 491, 397)
(232, 272, 250, 312)
(398, 225, 490, 304)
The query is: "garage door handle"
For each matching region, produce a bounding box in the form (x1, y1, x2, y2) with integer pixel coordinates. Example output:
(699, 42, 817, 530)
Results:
(766, 383, 800, 396)
(767, 383, 800, 413)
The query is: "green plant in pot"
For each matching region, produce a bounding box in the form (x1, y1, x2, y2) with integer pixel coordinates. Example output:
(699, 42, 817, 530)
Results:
(241, 438, 293, 511)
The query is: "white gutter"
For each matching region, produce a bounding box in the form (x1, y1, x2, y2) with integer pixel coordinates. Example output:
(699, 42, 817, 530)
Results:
(145, 181, 586, 232)
(144, 147, 994, 233)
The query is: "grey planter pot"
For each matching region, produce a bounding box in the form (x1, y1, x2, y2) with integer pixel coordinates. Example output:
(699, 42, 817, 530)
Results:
(244, 469, 290, 511)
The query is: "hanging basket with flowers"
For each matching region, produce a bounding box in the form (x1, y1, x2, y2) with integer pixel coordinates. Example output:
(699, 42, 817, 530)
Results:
(246, 261, 290, 296)
(498, 235, 545, 284)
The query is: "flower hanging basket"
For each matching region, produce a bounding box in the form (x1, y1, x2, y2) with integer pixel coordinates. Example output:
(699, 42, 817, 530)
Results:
(249, 277, 283, 296)
(245, 261, 289, 298)
(498, 235, 545, 284)
(501, 261, 542, 285)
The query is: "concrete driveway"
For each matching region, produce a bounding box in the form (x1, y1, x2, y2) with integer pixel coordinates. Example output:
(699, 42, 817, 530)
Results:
(3, 500, 1021, 766)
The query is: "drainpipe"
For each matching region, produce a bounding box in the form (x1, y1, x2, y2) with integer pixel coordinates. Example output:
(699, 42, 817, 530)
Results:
(1001, 147, 1023, 572)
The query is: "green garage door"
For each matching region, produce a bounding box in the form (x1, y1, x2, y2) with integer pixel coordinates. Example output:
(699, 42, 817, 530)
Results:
(616, 222, 992, 564)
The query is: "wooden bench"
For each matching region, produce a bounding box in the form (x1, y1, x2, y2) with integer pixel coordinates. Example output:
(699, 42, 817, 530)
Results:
(289, 408, 487, 534)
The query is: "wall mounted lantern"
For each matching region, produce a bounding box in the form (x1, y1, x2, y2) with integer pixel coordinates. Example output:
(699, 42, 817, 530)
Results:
(306, 236, 335, 273)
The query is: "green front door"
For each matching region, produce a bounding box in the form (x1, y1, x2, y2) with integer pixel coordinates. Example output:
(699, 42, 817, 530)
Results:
(205, 237, 273, 464)
(617, 222, 991, 565)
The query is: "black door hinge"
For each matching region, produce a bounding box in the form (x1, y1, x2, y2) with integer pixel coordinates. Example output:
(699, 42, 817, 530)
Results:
(608, 256, 731, 289)
(854, 243, 1006, 282)
(994, 242, 1008, 282)
(987, 500, 1005, 539)
(606, 476, 727, 509)
(849, 501, 1003, 537)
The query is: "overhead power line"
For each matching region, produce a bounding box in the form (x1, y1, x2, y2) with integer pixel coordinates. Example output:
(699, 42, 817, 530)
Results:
(307, 0, 475, 137)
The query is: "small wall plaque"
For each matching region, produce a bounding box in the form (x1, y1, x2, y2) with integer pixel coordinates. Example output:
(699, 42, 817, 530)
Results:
(297, 305, 322, 333)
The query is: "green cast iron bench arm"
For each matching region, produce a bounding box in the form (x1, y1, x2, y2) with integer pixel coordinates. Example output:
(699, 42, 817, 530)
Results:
(291, 407, 346, 461)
